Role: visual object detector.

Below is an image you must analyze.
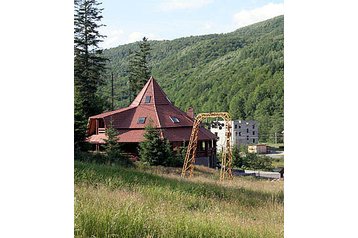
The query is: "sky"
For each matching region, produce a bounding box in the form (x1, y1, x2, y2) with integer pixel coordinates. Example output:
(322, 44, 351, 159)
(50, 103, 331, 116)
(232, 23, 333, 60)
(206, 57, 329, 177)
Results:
(2, 1, 358, 236)
(100, 0, 284, 49)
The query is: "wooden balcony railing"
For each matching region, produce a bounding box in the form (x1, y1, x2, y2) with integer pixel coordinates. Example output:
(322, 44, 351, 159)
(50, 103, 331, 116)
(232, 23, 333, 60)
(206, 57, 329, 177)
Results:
(98, 128, 106, 134)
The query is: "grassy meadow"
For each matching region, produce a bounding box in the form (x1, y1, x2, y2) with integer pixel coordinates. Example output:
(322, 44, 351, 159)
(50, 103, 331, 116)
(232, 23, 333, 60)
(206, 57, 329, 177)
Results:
(75, 161, 284, 237)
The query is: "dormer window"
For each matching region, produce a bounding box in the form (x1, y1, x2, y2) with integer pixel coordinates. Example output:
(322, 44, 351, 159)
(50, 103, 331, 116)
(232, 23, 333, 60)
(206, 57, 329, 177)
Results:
(137, 117, 146, 124)
(170, 116, 180, 123)
(145, 96, 151, 103)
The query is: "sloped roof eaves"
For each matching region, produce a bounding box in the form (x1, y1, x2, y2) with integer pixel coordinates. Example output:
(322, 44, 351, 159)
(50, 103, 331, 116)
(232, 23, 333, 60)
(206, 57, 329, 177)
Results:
(199, 127, 217, 140)
(86, 134, 107, 144)
(89, 106, 136, 119)
(130, 78, 152, 107)
(87, 129, 146, 143)
(162, 127, 216, 142)
(87, 126, 216, 144)
(116, 129, 146, 142)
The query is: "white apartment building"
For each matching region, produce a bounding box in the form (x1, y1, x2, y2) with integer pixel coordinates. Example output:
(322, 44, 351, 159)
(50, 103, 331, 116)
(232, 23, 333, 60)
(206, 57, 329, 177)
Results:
(210, 120, 259, 152)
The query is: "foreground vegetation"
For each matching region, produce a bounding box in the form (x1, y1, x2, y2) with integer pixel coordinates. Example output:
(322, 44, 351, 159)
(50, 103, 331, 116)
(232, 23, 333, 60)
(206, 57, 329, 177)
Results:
(75, 161, 283, 237)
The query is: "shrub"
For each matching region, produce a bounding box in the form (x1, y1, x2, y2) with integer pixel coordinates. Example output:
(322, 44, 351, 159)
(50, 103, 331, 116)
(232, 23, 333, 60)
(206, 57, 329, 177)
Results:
(74, 150, 107, 164)
(231, 146, 272, 171)
(104, 124, 132, 166)
(232, 145, 248, 168)
(167, 146, 185, 167)
(139, 124, 173, 166)
(245, 153, 273, 171)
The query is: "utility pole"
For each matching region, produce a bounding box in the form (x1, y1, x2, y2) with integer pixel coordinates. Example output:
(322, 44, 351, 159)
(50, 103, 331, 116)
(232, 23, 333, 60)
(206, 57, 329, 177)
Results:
(111, 72, 114, 111)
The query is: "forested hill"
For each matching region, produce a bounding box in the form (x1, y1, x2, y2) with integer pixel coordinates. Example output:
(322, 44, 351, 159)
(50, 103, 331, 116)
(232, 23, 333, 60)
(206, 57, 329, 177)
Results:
(100, 15, 284, 142)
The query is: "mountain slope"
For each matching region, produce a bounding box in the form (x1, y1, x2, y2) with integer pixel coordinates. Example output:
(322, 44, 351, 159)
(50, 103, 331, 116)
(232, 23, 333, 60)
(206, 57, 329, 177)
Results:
(100, 15, 284, 142)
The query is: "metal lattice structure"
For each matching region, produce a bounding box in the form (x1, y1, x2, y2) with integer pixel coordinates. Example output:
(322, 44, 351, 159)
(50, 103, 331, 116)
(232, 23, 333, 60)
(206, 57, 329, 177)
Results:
(181, 112, 233, 180)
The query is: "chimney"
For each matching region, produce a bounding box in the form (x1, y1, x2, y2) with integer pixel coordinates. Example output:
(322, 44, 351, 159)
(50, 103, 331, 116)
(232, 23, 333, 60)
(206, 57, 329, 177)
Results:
(187, 107, 194, 119)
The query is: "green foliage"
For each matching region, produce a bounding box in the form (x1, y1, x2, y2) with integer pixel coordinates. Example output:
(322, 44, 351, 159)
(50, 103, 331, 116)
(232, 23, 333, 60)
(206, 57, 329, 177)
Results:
(74, 150, 107, 164)
(74, 87, 88, 149)
(74, 0, 108, 148)
(166, 146, 186, 167)
(139, 123, 173, 166)
(245, 153, 273, 171)
(232, 145, 247, 168)
(103, 124, 132, 166)
(100, 16, 284, 142)
(232, 145, 273, 171)
(75, 161, 284, 237)
(127, 37, 151, 102)
(272, 157, 284, 168)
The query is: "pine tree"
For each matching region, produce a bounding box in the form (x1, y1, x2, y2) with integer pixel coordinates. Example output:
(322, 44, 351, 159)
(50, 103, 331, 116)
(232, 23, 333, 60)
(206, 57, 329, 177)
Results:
(127, 37, 151, 101)
(139, 123, 172, 166)
(74, 0, 108, 148)
(137, 37, 151, 88)
(104, 123, 125, 164)
(232, 145, 247, 169)
(128, 49, 141, 102)
(74, 86, 88, 149)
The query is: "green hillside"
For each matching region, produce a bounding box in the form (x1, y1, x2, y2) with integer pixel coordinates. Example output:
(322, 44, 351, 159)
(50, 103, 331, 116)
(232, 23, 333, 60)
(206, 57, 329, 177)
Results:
(100, 15, 284, 142)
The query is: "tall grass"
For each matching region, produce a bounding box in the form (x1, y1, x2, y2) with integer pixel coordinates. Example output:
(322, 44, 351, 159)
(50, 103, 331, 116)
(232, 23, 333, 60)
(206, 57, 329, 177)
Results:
(75, 161, 284, 237)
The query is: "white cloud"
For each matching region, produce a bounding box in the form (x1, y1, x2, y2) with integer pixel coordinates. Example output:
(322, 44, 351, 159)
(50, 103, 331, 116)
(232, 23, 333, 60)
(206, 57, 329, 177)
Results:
(158, 0, 213, 11)
(101, 29, 124, 49)
(127, 32, 143, 43)
(100, 29, 163, 49)
(127, 32, 163, 44)
(233, 3, 284, 28)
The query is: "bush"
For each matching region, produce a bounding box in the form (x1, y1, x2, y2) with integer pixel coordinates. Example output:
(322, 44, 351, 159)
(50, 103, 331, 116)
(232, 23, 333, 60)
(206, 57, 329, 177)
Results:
(75, 147, 132, 166)
(104, 125, 133, 166)
(231, 146, 272, 171)
(232, 145, 248, 168)
(166, 146, 185, 167)
(74, 150, 107, 164)
(245, 153, 273, 171)
(139, 124, 173, 166)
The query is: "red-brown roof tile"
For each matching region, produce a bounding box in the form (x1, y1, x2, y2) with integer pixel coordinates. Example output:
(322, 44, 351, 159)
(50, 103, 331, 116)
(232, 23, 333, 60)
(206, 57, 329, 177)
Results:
(87, 76, 217, 143)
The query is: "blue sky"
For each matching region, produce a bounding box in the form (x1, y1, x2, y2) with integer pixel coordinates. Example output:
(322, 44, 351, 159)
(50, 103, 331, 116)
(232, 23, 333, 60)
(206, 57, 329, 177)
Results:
(100, 0, 284, 49)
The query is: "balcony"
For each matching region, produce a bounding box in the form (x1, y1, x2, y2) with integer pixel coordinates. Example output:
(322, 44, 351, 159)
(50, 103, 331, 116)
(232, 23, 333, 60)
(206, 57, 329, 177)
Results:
(97, 128, 106, 134)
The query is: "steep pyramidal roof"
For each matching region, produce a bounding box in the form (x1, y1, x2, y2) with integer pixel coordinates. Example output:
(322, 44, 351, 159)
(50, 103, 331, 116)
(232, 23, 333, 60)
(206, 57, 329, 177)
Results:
(87, 76, 216, 143)
(130, 76, 172, 106)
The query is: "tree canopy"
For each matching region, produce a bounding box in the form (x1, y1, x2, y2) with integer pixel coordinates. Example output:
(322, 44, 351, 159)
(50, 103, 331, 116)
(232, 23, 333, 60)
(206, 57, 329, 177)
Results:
(74, 0, 108, 148)
(100, 16, 284, 143)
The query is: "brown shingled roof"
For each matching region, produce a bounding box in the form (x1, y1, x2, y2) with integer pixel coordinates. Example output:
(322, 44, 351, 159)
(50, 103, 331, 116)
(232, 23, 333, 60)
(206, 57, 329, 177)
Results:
(87, 76, 216, 143)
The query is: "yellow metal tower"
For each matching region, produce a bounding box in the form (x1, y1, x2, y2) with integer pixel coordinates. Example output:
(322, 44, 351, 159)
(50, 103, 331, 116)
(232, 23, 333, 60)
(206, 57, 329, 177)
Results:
(181, 112, 233, 180)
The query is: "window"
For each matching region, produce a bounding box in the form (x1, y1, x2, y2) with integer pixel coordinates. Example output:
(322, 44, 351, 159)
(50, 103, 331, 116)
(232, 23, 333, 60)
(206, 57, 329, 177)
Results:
(201, 141, 206, 150)
(238, 125, 241, 129)
(215, 132, 218, 137)
(252, 124, 255, 129)
(137, 117, 146, 124)
(239, 132, 241, 136)
(247, 128, 249, 133)
(234, 124, 237, 129)
(252, 131, 255, 135)
(247, 136, 249, 141)
(145, 96, 151, 103)
(170, 116, 180, 123)
(253, 139, 256, 143)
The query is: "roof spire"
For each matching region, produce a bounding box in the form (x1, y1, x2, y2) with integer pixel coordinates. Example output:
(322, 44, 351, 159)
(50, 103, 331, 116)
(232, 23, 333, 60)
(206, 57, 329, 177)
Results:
(130, 76, 171, 107)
